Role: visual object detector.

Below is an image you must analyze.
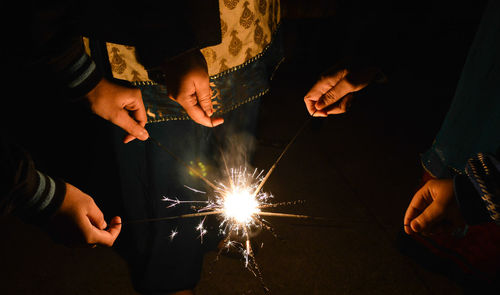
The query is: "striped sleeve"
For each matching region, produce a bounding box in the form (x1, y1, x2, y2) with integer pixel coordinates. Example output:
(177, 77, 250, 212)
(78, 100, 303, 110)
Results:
(59, 50, 102, 100)
(30, 35, 103, 100)
(45, 39, 103, 100)
(15, 171, 66, 223)
(0, 137, 66, 224)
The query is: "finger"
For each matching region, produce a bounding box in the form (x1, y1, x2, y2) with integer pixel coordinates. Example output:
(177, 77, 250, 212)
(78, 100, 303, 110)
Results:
(304, 96, 316, 115)
(325, 94, 354, 115)
(404, 185, 432, 234)
(106, 216, 122, 240)
(184, 104, 224, 127)
(410, 201, 445, 234)
(86, 216, 121, 247)
(124, 91, 148, 127)
(90, 225, 121, 247)
(112, 111, 149, 141)
(304, 70, 347, 105)
(315, 78, 357, 110)
(304, 96, 327, 117)
(107, 216, 122, 228)
(209, 116, 224, 127)
(194, 76, 214, 117)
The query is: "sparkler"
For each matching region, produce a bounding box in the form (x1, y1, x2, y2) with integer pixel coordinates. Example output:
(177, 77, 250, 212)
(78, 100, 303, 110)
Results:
(152, 113, 316, 291)
(115, 112, 319, 292)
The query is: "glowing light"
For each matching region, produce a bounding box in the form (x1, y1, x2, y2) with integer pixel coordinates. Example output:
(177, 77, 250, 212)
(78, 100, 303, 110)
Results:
(222, 187, 261, 223)
(162, 166, 308, 292)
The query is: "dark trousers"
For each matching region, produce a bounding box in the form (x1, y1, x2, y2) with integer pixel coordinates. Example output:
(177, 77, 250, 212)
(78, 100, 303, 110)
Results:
(108, 99, 261, 293)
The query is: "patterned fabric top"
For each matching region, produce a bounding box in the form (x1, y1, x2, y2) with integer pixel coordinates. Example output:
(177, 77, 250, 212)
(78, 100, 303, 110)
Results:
(103, 0, 280, 82)
(201, 0, 280, 76)
(83, 0, 283, 123)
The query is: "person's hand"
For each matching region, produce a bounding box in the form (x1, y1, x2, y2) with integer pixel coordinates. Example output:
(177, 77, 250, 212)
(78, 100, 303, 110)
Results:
(404, 179, 465, 236)
(304, 65, 379, 117)
(48, 183, 122, 247)
(163, 50, 224, 127)
(86, 78, 149, 143)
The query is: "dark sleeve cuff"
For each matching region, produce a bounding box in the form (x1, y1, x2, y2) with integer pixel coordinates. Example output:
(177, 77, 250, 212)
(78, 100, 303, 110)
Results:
(454, 174, 491, 225)
(60, 53, 103, 100)
(17, 172, 66, 225)
(34, 36, 103, 101)
(31, 177, 66, 224)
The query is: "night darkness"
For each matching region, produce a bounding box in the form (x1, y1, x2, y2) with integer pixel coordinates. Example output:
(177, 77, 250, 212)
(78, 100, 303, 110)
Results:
(0, 1, 496, 294)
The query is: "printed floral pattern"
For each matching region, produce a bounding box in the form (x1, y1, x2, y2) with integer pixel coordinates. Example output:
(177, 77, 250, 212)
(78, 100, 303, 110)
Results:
(97, 0, 280, 81)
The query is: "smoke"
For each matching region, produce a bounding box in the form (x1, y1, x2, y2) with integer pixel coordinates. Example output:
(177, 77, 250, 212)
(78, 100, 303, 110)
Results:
(220, 131, 257, 171)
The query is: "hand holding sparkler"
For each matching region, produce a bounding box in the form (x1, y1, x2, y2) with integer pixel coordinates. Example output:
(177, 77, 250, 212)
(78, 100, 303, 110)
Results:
(48, 183, 121, 248)
(86, 78, 149, 144)
(304, 62, 380, 116)
(404, 179, 465, 236)
(162, 49, 224, 127)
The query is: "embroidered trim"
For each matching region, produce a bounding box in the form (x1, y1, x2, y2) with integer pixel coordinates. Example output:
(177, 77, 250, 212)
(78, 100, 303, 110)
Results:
(269, 56, 285, 81)
(142, 25, 283, 124)
(147, 88, 270, 124)
(466, 153, 500, 223)
(132, 80, 157, 86)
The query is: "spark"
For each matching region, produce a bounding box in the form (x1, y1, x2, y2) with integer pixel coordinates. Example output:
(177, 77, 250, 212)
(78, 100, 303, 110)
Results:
(148, 111, 317, 293)
(196, 217, 208, 243)
(162, 165, 306, 292)
(183, 185, 207, 194)
(169, 228, 178, 241)
(161, 196, 208, 208)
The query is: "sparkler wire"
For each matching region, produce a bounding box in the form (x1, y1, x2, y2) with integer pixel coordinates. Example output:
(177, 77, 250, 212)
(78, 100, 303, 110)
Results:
(114, 211, 223, 225)
(209, 117, 235, 190)
(251, 110, 317, 198)
(257, 211, 328, 220)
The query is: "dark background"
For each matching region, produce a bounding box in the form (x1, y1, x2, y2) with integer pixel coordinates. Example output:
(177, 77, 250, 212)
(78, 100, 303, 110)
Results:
(0, 1, 491, 294)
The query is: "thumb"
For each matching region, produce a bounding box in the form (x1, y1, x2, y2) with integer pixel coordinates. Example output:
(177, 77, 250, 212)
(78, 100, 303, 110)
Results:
(315, 79, 354, 110)
(194, 77, 214, 117)
(91, 216, 122, 247)
(113, 111, 149, 141)
(411, 202, 444, 233)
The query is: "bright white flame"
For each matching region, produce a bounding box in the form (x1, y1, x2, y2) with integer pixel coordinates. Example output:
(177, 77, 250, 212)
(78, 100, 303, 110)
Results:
(223, 187, 260, 223)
